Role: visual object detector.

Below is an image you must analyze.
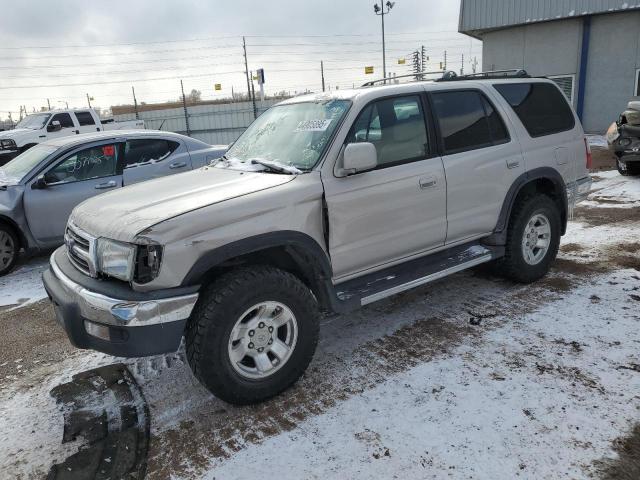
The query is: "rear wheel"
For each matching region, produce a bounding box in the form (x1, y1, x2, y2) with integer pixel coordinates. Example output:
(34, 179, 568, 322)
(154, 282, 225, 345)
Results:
(0, 224, 18, 276)
(617, 158, 640, 176)
(185, 266, 320, 405)
(494, 194, 561, 283)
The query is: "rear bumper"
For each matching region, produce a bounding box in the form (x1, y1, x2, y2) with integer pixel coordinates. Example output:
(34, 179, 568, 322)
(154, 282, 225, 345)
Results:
(43, 249, 199, 357)
(570, 176, 592, 205)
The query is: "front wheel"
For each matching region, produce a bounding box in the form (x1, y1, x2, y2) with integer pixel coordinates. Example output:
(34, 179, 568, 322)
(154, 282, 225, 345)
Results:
(185, 266, 320, 405)
(494, 194, 561, 283)
(0, 224, 18, 276)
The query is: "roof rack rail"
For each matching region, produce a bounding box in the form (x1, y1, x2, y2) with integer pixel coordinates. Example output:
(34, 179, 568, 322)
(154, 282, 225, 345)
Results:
(361, 70, 446, 87)
(436, 69, 530, 82)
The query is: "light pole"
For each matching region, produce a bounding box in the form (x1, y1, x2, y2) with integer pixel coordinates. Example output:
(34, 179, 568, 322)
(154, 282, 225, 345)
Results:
(374, 1, 395, 82)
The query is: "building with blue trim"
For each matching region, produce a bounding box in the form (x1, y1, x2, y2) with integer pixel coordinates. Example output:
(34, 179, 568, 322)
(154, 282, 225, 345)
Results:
(459, 1, 640, 133)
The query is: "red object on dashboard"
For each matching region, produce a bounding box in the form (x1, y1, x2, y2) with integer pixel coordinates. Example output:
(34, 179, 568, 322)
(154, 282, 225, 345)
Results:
(102, 145, 115, 156)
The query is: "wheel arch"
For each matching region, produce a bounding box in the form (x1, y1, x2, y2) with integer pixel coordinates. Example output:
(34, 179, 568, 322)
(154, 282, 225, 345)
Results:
(0, 214, 26, 250)
(484, 167, 568, 246)
(181, 231, 337, 311)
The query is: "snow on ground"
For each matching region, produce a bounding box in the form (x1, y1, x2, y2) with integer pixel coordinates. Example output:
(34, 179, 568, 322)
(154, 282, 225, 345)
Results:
(205, 268, 640, 480)
(0, 255, 48, 310)
(0, 170, 638, 479)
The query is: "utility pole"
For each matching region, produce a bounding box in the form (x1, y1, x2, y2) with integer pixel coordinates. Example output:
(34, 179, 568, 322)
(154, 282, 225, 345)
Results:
(412, 49, 421, 80)
(180, 80, 191, 136)
(131, 86, 139, 120)
(321, 61, 325, 92)
(460, 54, 464, 75)
(249, 70, 257, 119)
(444, 50, 448, 71)
(86, 93, 92, 108)
(47, 99, 51, 111)
(374, 1, 395, 83)
(472, 56, 478, 73)
(421, 45, 426, 73)
(242, 37, 252, 106)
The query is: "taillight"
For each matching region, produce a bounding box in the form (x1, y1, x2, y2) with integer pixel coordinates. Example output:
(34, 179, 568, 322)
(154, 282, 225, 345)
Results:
(584, 138, 592, 170)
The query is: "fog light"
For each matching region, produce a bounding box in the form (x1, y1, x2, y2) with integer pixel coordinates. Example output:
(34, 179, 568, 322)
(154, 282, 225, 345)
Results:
(84, 321, 128, 342)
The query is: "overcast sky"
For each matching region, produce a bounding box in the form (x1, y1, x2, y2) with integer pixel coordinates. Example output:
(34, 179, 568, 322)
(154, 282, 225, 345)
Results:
(0, 0, 481, 119)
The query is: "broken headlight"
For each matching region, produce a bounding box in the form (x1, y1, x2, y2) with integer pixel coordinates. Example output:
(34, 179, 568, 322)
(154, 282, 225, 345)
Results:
(134, 243, 163, 284)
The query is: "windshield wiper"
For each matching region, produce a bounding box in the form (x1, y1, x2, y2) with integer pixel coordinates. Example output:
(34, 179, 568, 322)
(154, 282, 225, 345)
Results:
(250, 159, 297, 175)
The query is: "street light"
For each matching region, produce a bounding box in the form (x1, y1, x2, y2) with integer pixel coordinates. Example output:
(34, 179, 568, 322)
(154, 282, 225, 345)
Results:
(374, 1, 395, 82)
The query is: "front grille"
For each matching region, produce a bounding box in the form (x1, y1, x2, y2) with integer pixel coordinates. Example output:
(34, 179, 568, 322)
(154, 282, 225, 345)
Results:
(65, 223, 97, 277)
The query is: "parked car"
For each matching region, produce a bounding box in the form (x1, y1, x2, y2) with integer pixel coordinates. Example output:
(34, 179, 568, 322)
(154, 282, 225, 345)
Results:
(607, 101, 640, 176)
(43, 71, 592, 405)
(0, 108, 145, 166)
(0, 130, 226, 275)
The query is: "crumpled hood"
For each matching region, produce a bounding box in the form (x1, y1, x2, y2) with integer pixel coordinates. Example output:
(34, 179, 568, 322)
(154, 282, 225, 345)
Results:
(0, 128, 32, 141)
(71, 167, 296, 242)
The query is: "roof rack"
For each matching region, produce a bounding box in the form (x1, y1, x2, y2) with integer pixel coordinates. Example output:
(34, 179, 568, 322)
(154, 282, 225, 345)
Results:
(436, 69, 530, 82)
(361, 70, 446, 87)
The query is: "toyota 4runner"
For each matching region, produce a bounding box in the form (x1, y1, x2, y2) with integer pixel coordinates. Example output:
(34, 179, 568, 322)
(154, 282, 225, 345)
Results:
(43, 71, 592, 405)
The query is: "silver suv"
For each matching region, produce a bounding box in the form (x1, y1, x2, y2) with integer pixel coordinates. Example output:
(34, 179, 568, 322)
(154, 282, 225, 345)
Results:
(43, 72, 592, 405)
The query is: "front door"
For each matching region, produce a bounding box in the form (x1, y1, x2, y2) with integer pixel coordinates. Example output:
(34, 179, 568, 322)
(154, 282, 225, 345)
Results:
(323, 94, 447, 280)
(23, 142, 123, 245)
(45, 112, 78, 141)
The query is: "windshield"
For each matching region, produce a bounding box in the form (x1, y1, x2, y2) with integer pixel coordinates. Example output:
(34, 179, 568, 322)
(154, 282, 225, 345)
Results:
(219, 99, 351, 172)
(0, 144, 57, 183)
(16, 113, 51, 130)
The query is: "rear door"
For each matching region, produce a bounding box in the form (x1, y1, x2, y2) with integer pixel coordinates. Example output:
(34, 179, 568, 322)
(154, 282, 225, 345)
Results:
(75, 111, 101, 134)
(323, 94, 447, 280)
(430, 88, 524, 243)
(23, 142, 123, 244)
(121, 137, 191, 185)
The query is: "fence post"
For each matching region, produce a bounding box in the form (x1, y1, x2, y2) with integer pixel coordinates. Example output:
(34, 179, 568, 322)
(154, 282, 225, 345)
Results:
(131, 86, 139, 120)
(180, 79, 191, 137)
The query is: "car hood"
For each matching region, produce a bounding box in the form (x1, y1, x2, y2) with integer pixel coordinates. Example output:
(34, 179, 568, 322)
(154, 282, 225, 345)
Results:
(0, 128, 32, 140)
(71, 167, 296, 242)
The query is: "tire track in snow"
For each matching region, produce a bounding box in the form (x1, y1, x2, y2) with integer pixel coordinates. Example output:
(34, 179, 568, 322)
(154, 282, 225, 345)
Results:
(144, 265, 591, 479)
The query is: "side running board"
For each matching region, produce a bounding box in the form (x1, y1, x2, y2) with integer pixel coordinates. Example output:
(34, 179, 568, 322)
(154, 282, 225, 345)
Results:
(334, 243, 502, 308)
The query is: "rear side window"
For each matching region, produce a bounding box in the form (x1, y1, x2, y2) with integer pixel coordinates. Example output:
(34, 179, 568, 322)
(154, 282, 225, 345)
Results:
(75, 111, 95, 126)
(123, 139, 179, 168)
(493, 82, 575, 137)
(432, 90, 509, 154)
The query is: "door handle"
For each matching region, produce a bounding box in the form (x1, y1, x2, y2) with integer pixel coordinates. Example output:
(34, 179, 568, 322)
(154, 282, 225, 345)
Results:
(419, 176, 437, 189)
(169, 161, 187, 169)
(95, 180, 117, 190)
(507, 160, 520, 169)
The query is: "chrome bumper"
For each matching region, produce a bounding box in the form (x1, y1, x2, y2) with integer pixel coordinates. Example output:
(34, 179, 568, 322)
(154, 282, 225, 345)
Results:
(49, 252, 199, 327)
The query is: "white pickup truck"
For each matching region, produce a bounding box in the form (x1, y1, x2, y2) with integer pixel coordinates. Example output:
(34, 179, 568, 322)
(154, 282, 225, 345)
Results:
(0, 109, 144, 165)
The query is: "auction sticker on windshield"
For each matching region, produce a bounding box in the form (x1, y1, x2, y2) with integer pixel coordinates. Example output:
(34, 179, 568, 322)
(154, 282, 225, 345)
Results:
(295, 119, 332, 132)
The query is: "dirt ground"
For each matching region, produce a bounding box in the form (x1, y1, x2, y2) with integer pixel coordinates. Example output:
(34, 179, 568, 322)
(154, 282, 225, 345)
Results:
(1, 170, 639, 480)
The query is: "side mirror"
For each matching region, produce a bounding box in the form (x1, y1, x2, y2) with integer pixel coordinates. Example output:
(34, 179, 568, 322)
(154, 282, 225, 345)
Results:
(31, 175, 48, 190)
(342, 142, 377, 175)
(47, 120, 62, 132)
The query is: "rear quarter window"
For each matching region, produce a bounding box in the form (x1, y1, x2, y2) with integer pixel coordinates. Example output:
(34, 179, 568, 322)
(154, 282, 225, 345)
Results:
(493, 82, 575, 137)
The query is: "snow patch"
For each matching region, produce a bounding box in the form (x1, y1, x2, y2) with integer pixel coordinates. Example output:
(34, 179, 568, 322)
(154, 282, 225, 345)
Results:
(0, 257, 48, 310)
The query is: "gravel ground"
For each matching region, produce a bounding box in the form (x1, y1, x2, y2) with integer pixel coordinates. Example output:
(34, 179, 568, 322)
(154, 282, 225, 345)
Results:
(0, 170, 639, 479)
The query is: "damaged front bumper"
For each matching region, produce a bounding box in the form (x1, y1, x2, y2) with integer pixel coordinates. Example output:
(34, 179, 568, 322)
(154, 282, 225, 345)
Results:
(43, 247, 199, 357)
